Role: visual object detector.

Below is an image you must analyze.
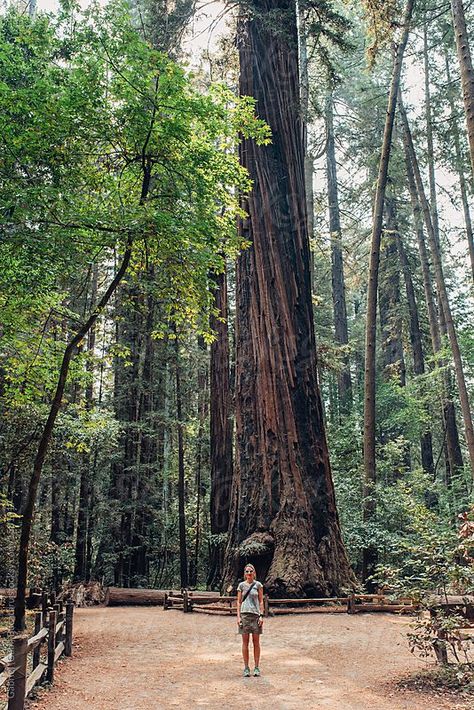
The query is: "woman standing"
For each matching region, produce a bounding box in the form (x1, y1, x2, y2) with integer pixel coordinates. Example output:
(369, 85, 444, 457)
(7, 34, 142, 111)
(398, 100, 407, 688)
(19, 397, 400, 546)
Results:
(236, 563, 264, 677)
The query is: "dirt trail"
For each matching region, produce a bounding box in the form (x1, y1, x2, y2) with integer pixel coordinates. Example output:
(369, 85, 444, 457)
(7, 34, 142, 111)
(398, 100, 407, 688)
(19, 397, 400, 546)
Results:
(27, 607, 467, 710)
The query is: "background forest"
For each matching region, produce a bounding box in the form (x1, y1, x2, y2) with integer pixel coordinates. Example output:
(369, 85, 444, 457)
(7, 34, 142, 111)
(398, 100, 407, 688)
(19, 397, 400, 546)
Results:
(0, 0, 473, 612)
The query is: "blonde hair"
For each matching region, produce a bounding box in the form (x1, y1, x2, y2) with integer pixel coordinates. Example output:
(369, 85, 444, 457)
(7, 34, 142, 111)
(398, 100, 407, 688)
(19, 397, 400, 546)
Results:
(243, 563, 256, 580)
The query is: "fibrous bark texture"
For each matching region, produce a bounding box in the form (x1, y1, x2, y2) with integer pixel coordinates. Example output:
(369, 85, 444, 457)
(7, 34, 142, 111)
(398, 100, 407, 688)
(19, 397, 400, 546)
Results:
(208, 268, 233, 589)
(222, 0, 354, 598)
(326, 94, 352, 417)
(451, 0, 474, 178)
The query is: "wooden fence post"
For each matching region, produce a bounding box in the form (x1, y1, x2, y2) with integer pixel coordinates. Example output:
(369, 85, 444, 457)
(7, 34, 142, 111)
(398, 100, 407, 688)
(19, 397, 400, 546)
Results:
(347, 593, 355, 614)
(183, 589, 189, 613)
(53, 604, 61, 645)
(46, 610, 57, 683)
(32, 612, 43, 670)
(163, 593, 168, 610)
(65, 601, 74, 657)
(433, 629, 448, 664)
(41, 590, 48, 618)
(7, 635, 28, 710)
(264, 594, 269, 617)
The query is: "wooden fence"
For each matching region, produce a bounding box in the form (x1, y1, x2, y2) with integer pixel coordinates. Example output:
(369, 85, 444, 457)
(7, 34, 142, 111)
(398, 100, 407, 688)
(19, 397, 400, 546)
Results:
(0, 598, 74, 710)
(163, 590, 418, 616)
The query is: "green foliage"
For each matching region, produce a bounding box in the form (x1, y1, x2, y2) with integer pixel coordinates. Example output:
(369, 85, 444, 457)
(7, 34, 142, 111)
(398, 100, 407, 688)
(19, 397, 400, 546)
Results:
(0, 494, 20, 526)
(29, 538, 76, 588)
(407, 611, 474, 665)
(375, 503, 474, 666)
(0, 495, 21, 585)
(0, 1, 270, 404)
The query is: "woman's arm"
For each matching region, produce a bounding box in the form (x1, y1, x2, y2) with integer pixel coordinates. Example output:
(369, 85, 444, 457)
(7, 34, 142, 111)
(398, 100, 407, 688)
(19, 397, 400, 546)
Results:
(258, 585, 264, 625)
(237, 588, 242, 625)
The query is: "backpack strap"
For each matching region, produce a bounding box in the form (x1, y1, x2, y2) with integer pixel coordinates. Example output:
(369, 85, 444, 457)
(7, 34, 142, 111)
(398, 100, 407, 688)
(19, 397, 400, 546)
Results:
(241, 581, 256, 603)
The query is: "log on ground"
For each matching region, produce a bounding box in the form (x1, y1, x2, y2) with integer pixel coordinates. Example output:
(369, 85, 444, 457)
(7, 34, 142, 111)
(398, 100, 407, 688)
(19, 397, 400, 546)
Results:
(105, 588, 167, 606)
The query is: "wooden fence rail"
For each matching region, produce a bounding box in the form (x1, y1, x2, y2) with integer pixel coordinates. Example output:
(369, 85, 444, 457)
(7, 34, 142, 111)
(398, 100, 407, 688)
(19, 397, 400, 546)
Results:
(0, 598, 74, 710)
(163, 590, 418, 616)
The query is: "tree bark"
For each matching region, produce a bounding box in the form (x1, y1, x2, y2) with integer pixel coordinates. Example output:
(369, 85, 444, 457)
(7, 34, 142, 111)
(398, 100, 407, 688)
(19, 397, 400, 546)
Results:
(399, 95, 474, 478)
(423, 22, 442, 251)
(395, 210, 435, 475)
(379, 194, 406, 387)
(298, 7, 315, 292)
(445, 51, 474, 283)
(402, 133, 464, 480)
(362, 0, 414, 586)
(208, 267, 233, 589)
(74, 263, 98, 582)
(189, 336, 208, 588)
(223, 0, 354, 598)
(325, 94, 352, 418)
(451, 0, 474, 178)
(175, 335, 188, 589)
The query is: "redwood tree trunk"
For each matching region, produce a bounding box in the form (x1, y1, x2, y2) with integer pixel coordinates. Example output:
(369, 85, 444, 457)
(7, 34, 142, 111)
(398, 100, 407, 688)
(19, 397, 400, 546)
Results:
(208, 267, 233, 589)
(423, 22, 441, 251)
(379, 195, 406, 387)
(223, 0, 354, 598)
(362, 1, 414, 586)
(445, 51, 474, 283)
(326, 94, 352, 418)
(451, 0, 474, 178)
(402, 134, 464, 481)
(400, 96, 474, 478)
(396, 226, 435, 475)
(74, 264, 98, 582)
(175, 336, 188, 589)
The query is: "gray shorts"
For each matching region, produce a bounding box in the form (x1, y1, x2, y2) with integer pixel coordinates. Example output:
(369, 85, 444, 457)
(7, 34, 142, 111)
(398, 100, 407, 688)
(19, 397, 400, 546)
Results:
(239, 612, 262, 634)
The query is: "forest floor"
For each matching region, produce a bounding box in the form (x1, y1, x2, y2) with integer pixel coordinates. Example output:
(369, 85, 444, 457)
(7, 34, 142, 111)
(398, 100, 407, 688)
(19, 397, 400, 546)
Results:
(26, 606, 471, 710)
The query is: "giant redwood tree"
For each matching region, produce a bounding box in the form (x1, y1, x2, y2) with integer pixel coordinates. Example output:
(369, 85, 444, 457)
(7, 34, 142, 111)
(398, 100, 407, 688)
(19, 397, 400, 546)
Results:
(222, 0, 354, 598)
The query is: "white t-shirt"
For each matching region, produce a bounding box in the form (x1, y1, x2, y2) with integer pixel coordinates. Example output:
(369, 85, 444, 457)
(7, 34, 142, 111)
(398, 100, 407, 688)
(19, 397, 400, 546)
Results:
(238, 580, 263, 615)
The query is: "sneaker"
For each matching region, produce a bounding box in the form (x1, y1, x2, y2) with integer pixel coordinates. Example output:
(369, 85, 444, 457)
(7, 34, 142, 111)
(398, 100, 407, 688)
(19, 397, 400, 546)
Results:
(253, 667, 260, 677)
(243, 667, 251, 677)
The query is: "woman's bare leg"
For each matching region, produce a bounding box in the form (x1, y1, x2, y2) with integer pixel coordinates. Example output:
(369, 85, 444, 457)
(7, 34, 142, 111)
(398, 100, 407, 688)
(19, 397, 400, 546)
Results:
(252, 633, 260, 667)
(241, 633, 250, 667)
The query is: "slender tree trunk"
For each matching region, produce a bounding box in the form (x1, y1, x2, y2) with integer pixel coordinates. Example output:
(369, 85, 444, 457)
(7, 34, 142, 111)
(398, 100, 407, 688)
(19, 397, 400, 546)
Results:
(175, 336, 188, 589)
(379, 194, 406, 387)
(50, 450, 62, 546)
(189, 336, 208, 588)
(451, 0, 474, 177)
(423, 22, 442, 250)
(298, 7, 315, 291)
(129, 287, 157, 585)
(445, 52, 474, 282)
(208, 267, 233, 589)
(377, 194, 411, 475)
(14, 236, 133, 631)
(362, 1, 414, 587)
(402, 136, 464, 481)
(85, 449, 98, 580)
(400, 96, 474, 478)
(395, 213, 435, 474)
(223, 0, 354, 598)
(326, 94, 352, 418)
(74, 264, 98, 581)
(403, 150, 440, 354)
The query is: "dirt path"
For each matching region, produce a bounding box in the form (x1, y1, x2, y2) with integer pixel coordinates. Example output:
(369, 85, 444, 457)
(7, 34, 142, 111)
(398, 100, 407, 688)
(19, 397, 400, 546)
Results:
(27, 607, 467, 710)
